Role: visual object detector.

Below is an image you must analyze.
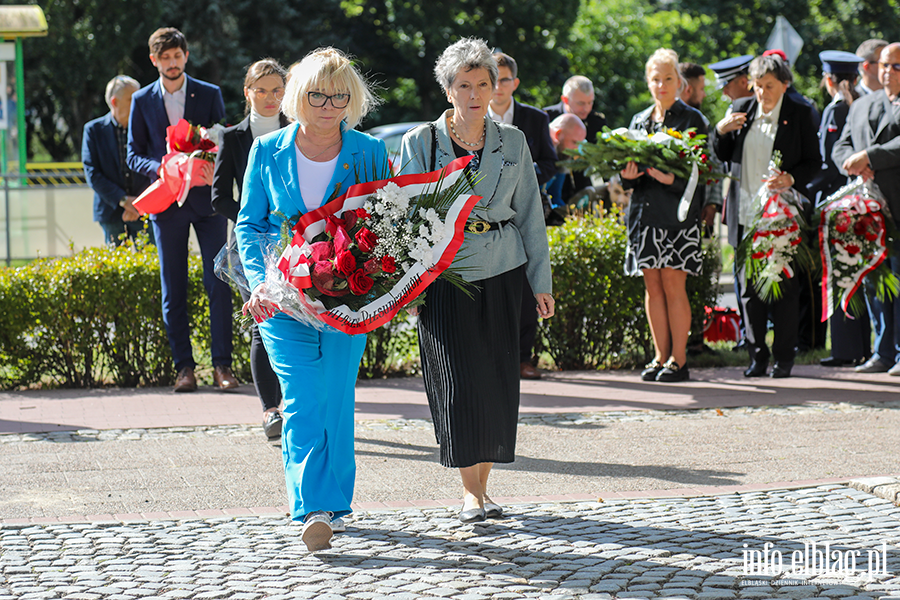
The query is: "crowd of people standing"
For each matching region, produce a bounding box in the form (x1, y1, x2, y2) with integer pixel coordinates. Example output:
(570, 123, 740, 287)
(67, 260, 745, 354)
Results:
(80, 25, 900, 552)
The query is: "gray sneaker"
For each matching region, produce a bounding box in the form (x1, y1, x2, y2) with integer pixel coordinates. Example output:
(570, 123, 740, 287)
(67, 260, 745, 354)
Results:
(331, 516, 346, 533)
(301, 511, 332, 551)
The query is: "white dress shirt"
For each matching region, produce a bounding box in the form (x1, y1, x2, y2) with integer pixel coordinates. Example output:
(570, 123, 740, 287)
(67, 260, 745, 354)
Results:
(488, 101, 515, 125)
(739, 94, 784, 227)
(160, 77, 187, 127)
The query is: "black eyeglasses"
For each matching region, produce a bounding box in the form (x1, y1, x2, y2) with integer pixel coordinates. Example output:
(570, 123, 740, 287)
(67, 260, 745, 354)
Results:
(879, 62, 900, 72)
(307, 91, 351, 108)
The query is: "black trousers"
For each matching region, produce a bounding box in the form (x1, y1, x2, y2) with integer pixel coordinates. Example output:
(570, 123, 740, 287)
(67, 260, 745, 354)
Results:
(739, 267, 799, 365)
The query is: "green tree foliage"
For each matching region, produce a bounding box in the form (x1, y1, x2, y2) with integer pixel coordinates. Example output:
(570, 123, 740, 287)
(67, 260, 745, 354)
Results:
(18, 0, 900, 160)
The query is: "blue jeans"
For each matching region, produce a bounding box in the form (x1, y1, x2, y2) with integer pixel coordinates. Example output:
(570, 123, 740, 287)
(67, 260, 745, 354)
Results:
(865, 236, 900, 365)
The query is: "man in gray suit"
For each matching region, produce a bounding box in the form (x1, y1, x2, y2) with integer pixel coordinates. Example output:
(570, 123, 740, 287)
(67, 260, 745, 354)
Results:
(833, 42, 900, 375)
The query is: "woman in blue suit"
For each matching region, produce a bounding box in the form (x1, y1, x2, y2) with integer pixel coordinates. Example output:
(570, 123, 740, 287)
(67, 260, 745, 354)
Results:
(234, 47, 386, 552)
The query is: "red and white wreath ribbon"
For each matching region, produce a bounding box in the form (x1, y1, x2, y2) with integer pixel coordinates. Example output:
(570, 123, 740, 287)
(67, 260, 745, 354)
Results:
(819, 193, 888, 321)
(276, 155, 480, 334)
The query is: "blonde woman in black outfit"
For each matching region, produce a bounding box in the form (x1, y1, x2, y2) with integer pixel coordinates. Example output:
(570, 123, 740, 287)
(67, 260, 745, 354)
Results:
(621, 48, 708, 383)
(212, 58, 289, 439)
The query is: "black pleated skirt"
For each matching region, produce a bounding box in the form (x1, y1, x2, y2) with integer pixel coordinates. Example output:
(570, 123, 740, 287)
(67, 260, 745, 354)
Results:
(417, 266, 524, 468)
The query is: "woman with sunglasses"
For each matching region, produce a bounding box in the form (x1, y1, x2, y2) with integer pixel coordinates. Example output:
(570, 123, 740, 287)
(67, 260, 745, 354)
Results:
(213, 58, 289, 442)
(235, 48, 386, 551)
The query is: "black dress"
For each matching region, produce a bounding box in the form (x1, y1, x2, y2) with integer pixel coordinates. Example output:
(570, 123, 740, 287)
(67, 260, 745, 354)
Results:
(417, 141, 523, 468)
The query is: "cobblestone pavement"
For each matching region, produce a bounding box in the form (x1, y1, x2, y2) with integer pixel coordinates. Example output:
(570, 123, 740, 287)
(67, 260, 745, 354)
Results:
(3, 485, 900, 600)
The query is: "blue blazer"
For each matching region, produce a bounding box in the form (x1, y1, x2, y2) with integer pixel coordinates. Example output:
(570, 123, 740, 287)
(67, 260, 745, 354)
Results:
(127, 75, 226, 219)
(235, 122, 388, 292)
(82, 112, 150, 222)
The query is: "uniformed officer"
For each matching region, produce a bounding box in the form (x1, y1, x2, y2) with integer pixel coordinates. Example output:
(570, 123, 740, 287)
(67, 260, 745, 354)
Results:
(810, 50, 871, 367)
(708, 55, 754, 102)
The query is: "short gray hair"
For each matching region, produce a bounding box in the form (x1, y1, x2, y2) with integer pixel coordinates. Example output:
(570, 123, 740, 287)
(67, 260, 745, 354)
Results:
(857, 38, 888, 63)
(434, 37, 498, 91)
(749, 54, 792, 84)
(105, 75, 140, 109)
(562, 75, 594, 97)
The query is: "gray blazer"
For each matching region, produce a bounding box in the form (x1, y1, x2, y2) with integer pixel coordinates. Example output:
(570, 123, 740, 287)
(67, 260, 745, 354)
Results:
(832, 90, 900, 222)
(398, 111, 552, 294)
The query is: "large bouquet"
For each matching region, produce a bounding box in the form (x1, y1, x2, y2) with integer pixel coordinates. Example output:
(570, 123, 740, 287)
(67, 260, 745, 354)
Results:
(560, 126, 725, 221)
(132, 119, 224, 215)
(736, 151, 814, 302)
(819, 177, 899, 320)
(236, 155, 481, 334)
(561, 126, 725, 183)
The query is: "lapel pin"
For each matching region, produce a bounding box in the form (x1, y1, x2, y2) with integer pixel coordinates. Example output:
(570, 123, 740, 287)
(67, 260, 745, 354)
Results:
(782, 120, 787, 125)
(343, 163, 349, 170)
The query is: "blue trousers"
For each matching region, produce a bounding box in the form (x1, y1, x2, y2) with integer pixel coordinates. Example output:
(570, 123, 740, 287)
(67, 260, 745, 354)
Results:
(152, 204, 232, 372)
(258, 314, 366, 521)
(865, 236, 900, 366)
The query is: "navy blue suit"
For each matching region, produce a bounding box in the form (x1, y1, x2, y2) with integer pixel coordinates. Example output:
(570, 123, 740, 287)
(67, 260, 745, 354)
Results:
(82, 112, 150, 242)
(127, 76, 231, 373)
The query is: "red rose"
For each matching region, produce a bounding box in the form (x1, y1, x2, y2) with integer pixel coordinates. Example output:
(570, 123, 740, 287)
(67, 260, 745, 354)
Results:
(335, 250, 357, 275)
(355, 227, 378, 253)
(845, 243, 861, 255)
(326, 215, 350, 237)
(356, 208, 370, 219)
(700, 154, 708, 162)
(333, 226, 351, 253)
(363, 258, 381, 274)
(311, 262, 349, 297)
(341, 210, 359, 230)
(348, 269, 374, 295)
(688, 131, 697, 138)
(834, 212, 850, 234)
(381, 256, 397, 274)
(309, 241, 334, 262)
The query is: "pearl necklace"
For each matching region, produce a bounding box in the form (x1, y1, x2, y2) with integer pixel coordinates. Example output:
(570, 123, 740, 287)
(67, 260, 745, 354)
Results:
(448, 115, 486, 147)
(297, 136, 341, 160)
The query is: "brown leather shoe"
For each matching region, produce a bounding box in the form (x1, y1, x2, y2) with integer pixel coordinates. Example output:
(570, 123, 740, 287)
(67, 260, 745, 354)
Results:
(173, 367, 197, 393)
(213, 365, 239, 391)
(520, 361, 541, 380)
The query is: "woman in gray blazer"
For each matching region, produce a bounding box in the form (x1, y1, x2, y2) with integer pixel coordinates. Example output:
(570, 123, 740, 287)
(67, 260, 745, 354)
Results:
(399, 37, 554, 524)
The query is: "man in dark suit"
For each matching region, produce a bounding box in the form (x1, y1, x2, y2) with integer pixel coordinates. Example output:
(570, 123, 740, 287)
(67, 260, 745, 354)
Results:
(544, 75, 607, 194)
(833, 42, 900, 375)
(855, 38, 888, 97)
(82, 75, 151, 246)
(127, 27, 236, 393)
(489, 52, 557, 380)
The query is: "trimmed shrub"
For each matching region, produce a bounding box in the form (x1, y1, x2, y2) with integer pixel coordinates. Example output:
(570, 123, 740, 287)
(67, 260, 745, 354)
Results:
(0, 240, 251, 389)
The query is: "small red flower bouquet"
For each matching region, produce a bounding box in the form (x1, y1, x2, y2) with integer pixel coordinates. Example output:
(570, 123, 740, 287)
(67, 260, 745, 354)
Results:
(819, 177, 899, 320)
(248, 155, 481, 334)
(132, 119, 224, 215)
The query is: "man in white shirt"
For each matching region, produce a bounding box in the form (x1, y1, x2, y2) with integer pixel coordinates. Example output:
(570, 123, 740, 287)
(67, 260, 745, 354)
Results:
(127, 27, 236, 393)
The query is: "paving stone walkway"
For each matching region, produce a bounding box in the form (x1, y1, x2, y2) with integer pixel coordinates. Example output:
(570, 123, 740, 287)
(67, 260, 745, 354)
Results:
(3, 485, 900, 600)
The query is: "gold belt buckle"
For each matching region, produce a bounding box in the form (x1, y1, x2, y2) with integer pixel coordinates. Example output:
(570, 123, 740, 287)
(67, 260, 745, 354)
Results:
(466, 220, 490, 234)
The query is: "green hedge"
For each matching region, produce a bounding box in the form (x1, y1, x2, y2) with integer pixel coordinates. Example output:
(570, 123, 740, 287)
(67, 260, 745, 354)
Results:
(0, 241, 252, 389)
(0, 212, 719, 389)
